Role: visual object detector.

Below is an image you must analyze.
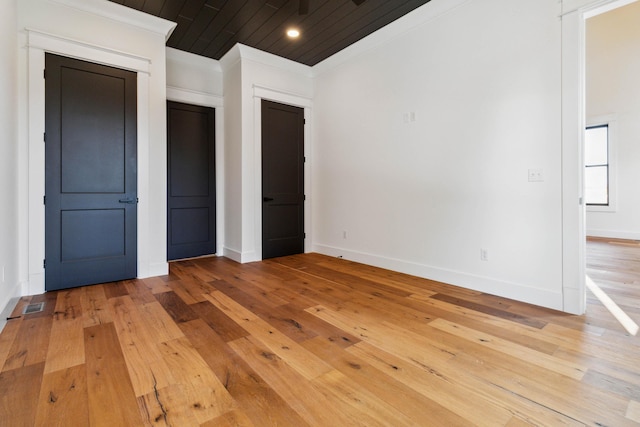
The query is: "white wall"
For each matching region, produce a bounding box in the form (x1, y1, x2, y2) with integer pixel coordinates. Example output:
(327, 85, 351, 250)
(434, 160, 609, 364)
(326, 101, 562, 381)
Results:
(16, 0, 173, 296)
(221, 52, 244, 261)
(0, 0, 21, 324)
(586, 1, 640, 240)
(312, 0, 565, 310)
(166, 47, 223, 99)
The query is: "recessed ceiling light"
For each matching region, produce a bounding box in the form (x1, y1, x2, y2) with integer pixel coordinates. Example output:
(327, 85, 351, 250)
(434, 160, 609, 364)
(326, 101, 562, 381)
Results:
(287, 28, 300, 38)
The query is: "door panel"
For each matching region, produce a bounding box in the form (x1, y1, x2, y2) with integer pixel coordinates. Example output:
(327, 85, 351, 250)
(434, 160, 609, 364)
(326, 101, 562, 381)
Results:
(60, 67, 126, 193)
(170, 208, 211, 245)
(61, 210, 125, 261)
(45, 54, 137, 291)
(167, 102, 216, 260)
(262, 100, 305, 259)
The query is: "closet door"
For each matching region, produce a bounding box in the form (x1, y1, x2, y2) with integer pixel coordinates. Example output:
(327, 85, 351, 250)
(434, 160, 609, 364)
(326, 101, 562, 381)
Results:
(167, 101, 216, 261)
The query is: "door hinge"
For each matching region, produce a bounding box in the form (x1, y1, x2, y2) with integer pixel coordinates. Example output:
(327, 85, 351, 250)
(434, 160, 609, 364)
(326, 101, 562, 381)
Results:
(43, 69, 46, 79)
(43, 132, 46, 143)
(303, 195, 306, 201)
(304, 233, 306, 239)
(43, 259, 46, 268)
(304, 156, 306, 163)
(43, 195, 46, 205)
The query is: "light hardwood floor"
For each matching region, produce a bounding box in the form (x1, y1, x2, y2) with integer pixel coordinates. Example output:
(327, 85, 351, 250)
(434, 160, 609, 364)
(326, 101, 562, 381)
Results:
(1, 245, 639, 426)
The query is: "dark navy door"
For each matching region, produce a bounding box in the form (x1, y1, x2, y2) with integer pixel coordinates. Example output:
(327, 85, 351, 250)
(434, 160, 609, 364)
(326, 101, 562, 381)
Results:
(166, 101, 216, 261)
(45, 54, 137, 291)
(261, 100, 305, 259)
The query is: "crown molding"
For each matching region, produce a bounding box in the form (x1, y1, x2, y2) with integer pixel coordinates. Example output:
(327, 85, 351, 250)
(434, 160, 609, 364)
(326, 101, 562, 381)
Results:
(50, 0, 176, 41)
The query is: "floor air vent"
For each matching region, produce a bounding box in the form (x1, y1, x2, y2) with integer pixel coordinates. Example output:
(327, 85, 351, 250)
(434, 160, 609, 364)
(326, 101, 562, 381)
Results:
(23, 302, 45, 315)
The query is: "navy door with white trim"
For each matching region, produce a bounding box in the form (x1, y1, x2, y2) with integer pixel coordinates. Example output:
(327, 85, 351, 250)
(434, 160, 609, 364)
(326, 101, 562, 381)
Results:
(45, 54, 137, 291)
(167, 101, 216, 260)
(261, 99, 305, 259)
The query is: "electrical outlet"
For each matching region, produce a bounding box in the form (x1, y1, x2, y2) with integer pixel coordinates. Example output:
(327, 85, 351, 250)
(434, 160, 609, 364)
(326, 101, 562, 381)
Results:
(528, 168, 544, 182)
(480, 249, 489, 261)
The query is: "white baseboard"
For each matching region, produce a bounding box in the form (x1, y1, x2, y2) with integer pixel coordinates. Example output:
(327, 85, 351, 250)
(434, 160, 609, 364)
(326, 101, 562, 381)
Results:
(0, 282, 23, 333)
(312, 243, 563, 312)
(586, 229, 640, 241)
(562, 286, 587, 315)
(223, 246, 242, 263)
(222, 246, 259, 263)
(145, 261, 169, 278)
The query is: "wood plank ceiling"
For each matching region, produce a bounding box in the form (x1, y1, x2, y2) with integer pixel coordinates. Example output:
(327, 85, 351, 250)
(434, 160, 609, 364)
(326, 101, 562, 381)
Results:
(108, 0, 432, 66)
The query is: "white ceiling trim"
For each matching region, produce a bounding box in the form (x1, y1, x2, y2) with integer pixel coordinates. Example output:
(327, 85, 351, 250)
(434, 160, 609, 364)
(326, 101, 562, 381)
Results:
(50, 0, 176, 41)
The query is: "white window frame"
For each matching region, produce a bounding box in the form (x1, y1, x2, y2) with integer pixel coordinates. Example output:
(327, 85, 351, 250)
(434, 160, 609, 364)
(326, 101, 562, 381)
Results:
(586, 115, 617, 212)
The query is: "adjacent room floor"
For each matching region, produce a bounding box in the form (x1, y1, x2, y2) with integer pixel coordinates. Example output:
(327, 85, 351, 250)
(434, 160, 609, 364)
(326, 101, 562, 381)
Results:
(0, 242, 638, 426)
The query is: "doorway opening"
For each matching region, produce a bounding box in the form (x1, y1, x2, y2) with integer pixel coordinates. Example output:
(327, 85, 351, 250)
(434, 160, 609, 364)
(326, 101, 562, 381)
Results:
(582, 0, 640, 334)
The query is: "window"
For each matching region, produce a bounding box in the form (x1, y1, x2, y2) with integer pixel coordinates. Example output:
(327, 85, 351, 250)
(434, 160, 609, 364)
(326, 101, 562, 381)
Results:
(585, 124, 609, 206)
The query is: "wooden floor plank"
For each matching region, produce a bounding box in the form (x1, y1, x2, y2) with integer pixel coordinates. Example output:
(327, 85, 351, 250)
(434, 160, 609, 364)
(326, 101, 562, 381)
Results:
(34, 364, 89, 426)
(179, 318, 311, 427)
(200, 409, 256, 427)
(449, 351, 634, 426)
(0, 362, 44, 426)
(80, 284, 113, 328)
(2, 316, 53, 371)
(154, 291, 199, 324)
(168, 278, 208, 305)
(313, 369, 418, 427)
(303, 335, 479, 426)
(136, 301, 186, 344)
(1, 240, 638, 426)
(157, 336, 237, 424)
(428, 318, 586, 380)
(140, 276, 173, 295)
(123, 279, 157, 305)
(582, 369, 640, 401)
(306, 304, 459, 367)
(109, 296, 175, 397)
(103, 281, 130, 300)
(189, 300, 250, 342)
(228, 334, 379, 427)
(430, 293, 547, 329)
(408, 293, 560, 354)
(137, 383, 200, 427)
(205, 291, 334, 381)
(44, 288, 85, 374)
(0, 318, 21, 370)
(84, 323, 143, 427)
